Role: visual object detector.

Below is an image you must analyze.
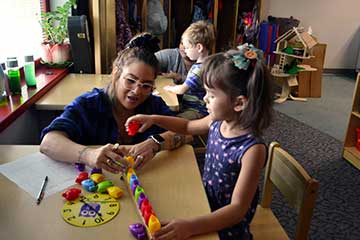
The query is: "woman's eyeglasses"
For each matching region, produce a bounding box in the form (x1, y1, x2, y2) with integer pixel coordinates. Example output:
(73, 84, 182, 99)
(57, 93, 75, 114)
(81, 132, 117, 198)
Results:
(122, 77, 154, 93)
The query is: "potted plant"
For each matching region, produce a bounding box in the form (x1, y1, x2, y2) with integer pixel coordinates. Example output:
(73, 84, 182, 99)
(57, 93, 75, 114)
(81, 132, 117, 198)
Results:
(39, 0, 76, 66)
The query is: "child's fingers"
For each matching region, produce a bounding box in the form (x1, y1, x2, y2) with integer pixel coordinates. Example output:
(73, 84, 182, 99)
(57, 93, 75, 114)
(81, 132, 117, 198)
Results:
(152, 223, 173, 238)
(138, 123, 150, 133)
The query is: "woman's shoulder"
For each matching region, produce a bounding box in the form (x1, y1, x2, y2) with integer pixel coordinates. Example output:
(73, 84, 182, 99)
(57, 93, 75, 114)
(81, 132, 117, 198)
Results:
(67, 88, 111, 112)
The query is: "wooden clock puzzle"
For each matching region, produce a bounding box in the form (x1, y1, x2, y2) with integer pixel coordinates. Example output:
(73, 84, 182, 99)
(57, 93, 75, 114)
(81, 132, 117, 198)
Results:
(61, 193, 120, 227)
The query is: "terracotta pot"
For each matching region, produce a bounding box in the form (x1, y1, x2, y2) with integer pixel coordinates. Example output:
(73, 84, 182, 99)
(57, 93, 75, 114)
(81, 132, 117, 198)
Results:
(40, 43, 71, 63)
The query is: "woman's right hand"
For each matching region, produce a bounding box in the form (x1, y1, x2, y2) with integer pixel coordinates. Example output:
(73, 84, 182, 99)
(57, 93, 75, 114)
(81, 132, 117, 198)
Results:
(125, 114, 154, 133)
(83, 144, 130, 174)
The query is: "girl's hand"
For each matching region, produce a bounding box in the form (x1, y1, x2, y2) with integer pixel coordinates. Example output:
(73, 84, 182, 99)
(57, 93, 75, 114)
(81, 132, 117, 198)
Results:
(125, 114, 154, 133)
(152, 219, 192, 240)
(128, 138, 160, 170)
(83, 144, 130, 174)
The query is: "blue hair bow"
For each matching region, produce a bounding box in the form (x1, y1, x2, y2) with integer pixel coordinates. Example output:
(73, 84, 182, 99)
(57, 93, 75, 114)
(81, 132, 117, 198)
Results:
(232, 43, 264, 70)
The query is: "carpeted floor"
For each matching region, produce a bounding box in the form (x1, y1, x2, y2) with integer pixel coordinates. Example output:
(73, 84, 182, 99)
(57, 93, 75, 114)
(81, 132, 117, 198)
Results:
(196, 110, 360, 239)
(263, 111, 360, 239)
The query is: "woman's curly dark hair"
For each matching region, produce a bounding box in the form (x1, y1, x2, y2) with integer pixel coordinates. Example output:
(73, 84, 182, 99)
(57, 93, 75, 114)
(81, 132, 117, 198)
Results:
(106, 32, 160, 106)
(125, 32, 160, 53)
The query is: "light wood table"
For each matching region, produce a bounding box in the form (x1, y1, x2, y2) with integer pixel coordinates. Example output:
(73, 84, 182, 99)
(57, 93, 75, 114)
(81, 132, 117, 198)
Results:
(35, 74, 179, 111)
(0, 145, 218, 240)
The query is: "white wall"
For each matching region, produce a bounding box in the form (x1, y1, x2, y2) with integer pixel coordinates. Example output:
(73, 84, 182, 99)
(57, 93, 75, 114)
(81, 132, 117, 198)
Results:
(261, 0, 360, 69)
(50, 0, 65, 11)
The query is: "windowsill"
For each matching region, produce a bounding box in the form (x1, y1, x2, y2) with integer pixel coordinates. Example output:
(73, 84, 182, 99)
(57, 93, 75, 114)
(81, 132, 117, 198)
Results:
(0, 64, 68, 132)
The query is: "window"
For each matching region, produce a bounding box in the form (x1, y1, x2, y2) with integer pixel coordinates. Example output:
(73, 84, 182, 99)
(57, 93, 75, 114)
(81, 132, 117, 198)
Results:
(0, 0, 43, 64)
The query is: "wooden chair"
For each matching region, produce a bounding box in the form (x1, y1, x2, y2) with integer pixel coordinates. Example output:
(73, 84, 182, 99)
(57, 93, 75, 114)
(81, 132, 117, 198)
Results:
(251, 142, 319, 240)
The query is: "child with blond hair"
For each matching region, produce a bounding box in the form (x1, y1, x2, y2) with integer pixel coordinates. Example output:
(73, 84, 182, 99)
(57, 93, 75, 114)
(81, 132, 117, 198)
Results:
(164, 20, 215, 120)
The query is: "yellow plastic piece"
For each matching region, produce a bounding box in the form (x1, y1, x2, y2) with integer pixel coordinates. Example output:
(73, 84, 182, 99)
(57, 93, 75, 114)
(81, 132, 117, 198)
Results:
(90, 173, 105, 183)
(148, 215, 161, 234)
(107, 186, 124, 199)
(125, 156, 135, 168)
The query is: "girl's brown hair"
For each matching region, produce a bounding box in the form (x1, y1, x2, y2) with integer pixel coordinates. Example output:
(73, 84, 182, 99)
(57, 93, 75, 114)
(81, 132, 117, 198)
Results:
(201, 50, 274, 136)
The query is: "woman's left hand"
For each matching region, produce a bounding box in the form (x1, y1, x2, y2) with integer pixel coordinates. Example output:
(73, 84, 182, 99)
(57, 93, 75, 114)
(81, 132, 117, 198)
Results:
(128, 139, 160, 170)
(152, 219, 192, 240)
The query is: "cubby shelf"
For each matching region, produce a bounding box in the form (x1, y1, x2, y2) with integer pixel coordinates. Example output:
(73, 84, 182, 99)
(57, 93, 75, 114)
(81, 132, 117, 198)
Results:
(342, 73, 360, 170)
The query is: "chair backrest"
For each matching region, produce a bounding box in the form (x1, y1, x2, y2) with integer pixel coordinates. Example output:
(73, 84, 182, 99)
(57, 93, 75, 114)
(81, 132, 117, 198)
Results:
(261, 142, 319, 240)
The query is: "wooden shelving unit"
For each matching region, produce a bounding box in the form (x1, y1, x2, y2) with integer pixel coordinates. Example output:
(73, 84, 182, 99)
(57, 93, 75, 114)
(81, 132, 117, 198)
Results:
(343, 73, 360, 170)
(171, 0, 260, 52)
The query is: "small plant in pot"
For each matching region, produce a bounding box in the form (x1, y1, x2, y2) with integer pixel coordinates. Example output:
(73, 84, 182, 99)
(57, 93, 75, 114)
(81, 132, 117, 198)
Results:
(40, 0, 76, 67)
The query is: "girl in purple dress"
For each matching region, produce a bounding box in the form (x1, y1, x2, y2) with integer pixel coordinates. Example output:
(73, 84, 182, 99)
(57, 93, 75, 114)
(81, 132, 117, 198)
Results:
(125, 43, 274, 240)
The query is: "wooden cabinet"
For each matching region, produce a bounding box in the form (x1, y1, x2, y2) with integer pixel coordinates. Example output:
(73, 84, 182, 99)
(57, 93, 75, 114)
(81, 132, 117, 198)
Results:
(171, 0, 260, 52)
(296, 43, 327, 97)
(343, 73, 360, 170)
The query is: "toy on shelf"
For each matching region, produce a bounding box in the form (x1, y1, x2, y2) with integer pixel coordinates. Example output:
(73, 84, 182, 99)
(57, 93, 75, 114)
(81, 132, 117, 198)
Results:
(271, 27, 318, 103)
(126, 168, 161, 239)
(356, 128, 360, 152)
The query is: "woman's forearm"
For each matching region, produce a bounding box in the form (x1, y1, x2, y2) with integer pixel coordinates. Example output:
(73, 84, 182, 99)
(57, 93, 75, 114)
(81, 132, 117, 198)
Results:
(40, 131, 88, 164)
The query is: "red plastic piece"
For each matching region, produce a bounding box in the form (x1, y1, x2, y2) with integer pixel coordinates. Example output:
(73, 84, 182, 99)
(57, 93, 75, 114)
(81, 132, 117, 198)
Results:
(356, 128, 360, 151)
(140, 199, 151, 215)
(62, 188, 81, 201)
(128, 121, 140, 136)
(143, 208, 155, 225)
(75, 172, 89, 184)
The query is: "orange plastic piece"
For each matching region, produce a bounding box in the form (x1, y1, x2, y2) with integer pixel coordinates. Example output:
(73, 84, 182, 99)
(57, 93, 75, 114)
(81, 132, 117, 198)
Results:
(90, 173, 105, 183)
(107, 186, 124, 199)
(148, 215, 161, 234)
(125, 156, 135, 168)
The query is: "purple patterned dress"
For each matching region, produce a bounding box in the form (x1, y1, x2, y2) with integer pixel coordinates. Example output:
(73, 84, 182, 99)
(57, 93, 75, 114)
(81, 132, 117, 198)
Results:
(203, 121, 266, 240)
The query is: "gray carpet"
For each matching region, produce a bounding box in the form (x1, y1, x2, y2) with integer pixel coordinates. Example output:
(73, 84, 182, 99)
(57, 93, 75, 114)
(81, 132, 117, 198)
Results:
(263, 111, 360, 239)
(196, 110, 360, 239)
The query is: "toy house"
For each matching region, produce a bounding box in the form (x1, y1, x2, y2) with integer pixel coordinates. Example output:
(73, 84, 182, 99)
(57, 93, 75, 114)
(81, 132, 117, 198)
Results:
(271, 27, 318, 103)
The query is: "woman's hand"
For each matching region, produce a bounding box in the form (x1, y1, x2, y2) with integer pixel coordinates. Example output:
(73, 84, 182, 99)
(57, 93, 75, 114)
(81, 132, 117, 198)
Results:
(152, 219, 193, 240)
(125, 114, 154, 133)
(83, 144, 130, 174)
(128, 139, 160, 170)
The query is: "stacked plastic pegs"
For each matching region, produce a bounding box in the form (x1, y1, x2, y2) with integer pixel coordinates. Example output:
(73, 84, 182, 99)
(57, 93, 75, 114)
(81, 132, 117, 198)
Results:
(126, 168, 161, 235)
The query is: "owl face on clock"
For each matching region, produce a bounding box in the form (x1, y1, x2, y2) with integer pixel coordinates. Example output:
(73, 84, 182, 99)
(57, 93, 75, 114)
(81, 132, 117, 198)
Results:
(79, 203, 100, 217)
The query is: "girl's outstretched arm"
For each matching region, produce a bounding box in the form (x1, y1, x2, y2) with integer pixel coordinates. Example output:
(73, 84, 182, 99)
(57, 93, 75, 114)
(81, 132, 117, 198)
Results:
(125, 115, 211, 136)
(152, 144, 266, 240)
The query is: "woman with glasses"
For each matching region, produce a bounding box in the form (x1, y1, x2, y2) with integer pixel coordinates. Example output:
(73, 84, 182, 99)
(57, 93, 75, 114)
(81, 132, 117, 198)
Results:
(40, 33, 192, 173)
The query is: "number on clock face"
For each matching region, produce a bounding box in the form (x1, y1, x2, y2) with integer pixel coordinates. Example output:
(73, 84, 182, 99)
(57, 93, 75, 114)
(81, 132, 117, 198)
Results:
(61, 193, 120, 227)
